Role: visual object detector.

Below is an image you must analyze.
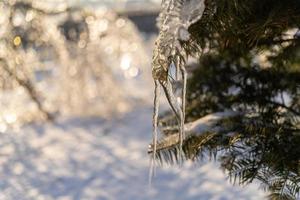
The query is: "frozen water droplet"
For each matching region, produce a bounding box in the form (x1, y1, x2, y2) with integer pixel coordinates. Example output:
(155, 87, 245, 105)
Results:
(178, 27, 190, 41)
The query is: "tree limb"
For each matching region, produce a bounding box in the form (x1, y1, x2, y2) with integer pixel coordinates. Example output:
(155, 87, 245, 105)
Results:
(148, 110, 241, 153)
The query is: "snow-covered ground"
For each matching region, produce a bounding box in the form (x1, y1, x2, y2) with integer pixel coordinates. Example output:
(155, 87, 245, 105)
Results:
(0, 102, 267, 200)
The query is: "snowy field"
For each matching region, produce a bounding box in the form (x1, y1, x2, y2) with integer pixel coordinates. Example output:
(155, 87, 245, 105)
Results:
(0, 102, 267, 200)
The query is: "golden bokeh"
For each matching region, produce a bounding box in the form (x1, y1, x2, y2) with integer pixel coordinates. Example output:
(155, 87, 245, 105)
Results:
(13, 36, 22, 46)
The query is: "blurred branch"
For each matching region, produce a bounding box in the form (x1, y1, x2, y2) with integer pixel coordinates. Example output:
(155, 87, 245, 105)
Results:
(0, 58, 53, 120)
(266, 99, 300, 116)
(4, 1, 79, 16)
(257, 38, 300, 46)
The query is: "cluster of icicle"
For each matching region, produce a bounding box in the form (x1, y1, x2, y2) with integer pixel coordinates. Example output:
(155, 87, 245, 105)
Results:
(150, 0, 206, 179)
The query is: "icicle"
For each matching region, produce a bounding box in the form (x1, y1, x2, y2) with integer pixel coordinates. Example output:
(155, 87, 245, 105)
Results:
(175, 56, 180, 81)
(160, 77, 184, 165)
(180, 64, 187, 139)
(151, 0, 206, 168)
(149, 80, 160, 183)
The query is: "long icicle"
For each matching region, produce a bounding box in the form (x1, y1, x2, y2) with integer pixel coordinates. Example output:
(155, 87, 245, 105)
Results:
(149, 80, 160, 184)
(177, 56, 186, 163)
(180, 64, 187, 140)
(160, 77, 184, 165)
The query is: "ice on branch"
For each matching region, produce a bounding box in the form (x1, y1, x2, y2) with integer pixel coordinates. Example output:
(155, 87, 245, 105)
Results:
(150, 0, 206, 176)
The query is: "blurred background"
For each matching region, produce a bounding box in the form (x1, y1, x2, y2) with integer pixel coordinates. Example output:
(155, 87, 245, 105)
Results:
(0, 0, 271, 199)
(0, 0, 161, 125)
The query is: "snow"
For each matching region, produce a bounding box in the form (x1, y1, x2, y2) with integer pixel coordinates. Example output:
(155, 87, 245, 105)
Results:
(0, 104, 267, 200)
